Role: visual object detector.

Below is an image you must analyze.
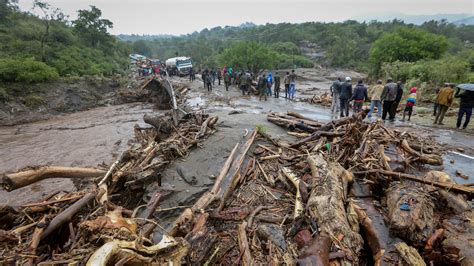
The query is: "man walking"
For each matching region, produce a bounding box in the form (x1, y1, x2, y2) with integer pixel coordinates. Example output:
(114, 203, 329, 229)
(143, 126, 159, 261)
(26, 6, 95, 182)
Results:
(202, 69, 208, 89)
(217, 69, 222, 86)
(351, 79, 368, 113)
(434, 84, 455, 125)
(368, 80, 384, 118)
(455, 86, 474, 129)
(284, 72, 290, 99)
(289, 70, 297, 99)
(330, 78, 342, 114)
(224, 71, 230, 91)
(274, 72, 281, 98)
(339, 77, 352, 117)
(266, 72, 273, 97)
(380, 78, 398, 121)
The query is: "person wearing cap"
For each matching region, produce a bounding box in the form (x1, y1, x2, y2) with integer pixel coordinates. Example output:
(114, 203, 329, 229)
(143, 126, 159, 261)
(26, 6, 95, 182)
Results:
(454, 86, 474, 129)
(339, 77, 353, 117)
(368, 80, 384, 118)
(402, 87, 417, 121)
(330, 78, 342, 114)
(380, 78, 398, 121)
(434, 84, 455, 125)
(351, 79, 368, 113)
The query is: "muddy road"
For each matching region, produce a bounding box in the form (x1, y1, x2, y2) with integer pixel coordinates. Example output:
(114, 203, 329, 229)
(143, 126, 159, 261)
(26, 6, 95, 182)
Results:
(1, 69, 473, 221)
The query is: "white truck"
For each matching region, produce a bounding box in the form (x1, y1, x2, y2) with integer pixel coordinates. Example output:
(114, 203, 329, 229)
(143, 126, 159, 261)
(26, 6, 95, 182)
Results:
(165, 57, 193, 76)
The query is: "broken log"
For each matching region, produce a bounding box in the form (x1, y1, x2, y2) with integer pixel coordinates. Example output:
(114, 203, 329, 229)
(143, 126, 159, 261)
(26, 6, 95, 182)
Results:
(1, 166, 105, 191)
(352, 203, 385, 266)
(306, 155, 363, 260)
(216, 129, 257, 210)
(238, 222, 253, 266)
(424, 171, 470, 213)
(352, 169, 474, 196)
(40, 192, 97, 240)
(400, 139, 442, 166)
(386, 182, 434, 244)
(298, 235, 331, 266)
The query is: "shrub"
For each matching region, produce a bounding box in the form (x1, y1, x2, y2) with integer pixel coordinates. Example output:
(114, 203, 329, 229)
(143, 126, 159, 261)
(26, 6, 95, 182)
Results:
(24, 94, 46, 108)
(0, 87, 11, 102)
(0, 58, 59, 83)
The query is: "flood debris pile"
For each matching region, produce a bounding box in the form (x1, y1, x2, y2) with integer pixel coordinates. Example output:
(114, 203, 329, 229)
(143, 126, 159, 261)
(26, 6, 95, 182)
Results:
(302, 92, 333, 107)
(0, 110, 218, 265)
(168, 111, 473, 265)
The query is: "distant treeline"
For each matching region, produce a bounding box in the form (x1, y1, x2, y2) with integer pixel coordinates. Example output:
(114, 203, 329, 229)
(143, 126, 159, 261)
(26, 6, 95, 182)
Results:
(123, 19, 473, 84)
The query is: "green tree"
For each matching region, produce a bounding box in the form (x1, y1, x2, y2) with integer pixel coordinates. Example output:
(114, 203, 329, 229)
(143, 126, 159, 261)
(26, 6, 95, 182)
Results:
(218, 41, 276, 73)
(32, 0, 66, 62)
(369, 28, 448, 75)
(0, 0, 17, 23)
(73, 5, 113, 48)
(132, 40, 152, 57)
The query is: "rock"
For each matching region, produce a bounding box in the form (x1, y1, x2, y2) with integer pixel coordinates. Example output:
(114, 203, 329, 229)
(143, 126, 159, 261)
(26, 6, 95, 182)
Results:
(293, 229, 312, 249)
(257, 223, 287, 250)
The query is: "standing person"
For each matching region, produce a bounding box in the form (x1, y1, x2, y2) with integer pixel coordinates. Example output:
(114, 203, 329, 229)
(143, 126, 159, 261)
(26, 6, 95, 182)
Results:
(217, 69, 222, 86)
(258, 74, 267, 101)
(368, 80, 384, 118)
(211, 69, 217, 85)
(206, 73, 213, 92)
(284, 72, 290, 99)
(224, 71, 231, 91)
(339, 77, 352, 117)
(330, 78, 342, 114)
(239, 72, 248, 96)
(380, 78, 398, 121)
(202, 69, 208, 89)
(189, 67, 194, 82)
(274, 72, 281, 98)
(402, 87, 417, 121)
(434, 84, 455, 125)
(266, 72, 273, 97)
(289, 70, 297, 99)
(455, 86, 474, 129)
(390, 81, 404, 120)
(433, 86, 443, 116)
(351, 79, 368, 113)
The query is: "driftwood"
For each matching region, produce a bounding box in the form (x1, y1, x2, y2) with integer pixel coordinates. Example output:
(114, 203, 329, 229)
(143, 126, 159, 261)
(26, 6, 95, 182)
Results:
(298, 235, 331, 266)
(306, 155, 363, 261)
(1, 166, 105, 191)
(400, 139, 442, 165)
(238, 222, 253, 266)
(40, 192, 97, 240)
(395, 242, 426, 266)
(215, 129, 257, 210)
(352, 203, 385, 266)
(291, 111, 367, 148)
(352, 169, 474, 196)
(386, 182, 434, 244)
(424, 171, 470, 213)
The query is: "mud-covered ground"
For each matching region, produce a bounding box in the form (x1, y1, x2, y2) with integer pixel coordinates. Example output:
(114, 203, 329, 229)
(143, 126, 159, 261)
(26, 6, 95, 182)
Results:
(0, 76, 127, 126)
(1, 67, 473, 228)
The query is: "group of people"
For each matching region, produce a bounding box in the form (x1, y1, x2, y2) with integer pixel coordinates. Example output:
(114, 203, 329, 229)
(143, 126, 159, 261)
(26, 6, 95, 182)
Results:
(195, 67, 298, 101)
(433, 83, 474, 129)
(330, 78, 473, 129)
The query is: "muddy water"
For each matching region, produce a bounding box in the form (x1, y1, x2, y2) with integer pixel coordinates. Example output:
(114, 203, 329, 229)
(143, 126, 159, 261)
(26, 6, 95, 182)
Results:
(0, 103, 157, 205)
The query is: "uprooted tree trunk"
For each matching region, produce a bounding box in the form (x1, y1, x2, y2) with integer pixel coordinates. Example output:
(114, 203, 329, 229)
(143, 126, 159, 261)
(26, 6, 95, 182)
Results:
(1, 166, 106, 191)
(386, 182, 435, 244)
(306, 155, 363, 262)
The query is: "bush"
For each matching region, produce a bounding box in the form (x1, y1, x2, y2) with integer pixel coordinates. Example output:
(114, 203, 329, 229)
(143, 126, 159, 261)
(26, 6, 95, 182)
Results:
(24, 95, 46, 108)
(0, 58, 59, 83)
(0, 87, 11, 102)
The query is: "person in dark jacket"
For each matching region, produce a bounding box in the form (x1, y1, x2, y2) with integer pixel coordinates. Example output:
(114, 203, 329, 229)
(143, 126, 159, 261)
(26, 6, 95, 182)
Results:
(202, 69, 208, 89)
(339, 77, 353, 117)
(380, 78, 398, 121)
(350, 79, 368, 113)
(258, 74, 267, 101)
(455, 87, 474, 129)
(274, 72, 281, 98)
(390, 81, 404, 120)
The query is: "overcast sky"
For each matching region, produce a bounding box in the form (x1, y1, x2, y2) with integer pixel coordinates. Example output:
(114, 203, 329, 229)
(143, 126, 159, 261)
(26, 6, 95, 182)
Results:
(18, 0, 474, 35)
